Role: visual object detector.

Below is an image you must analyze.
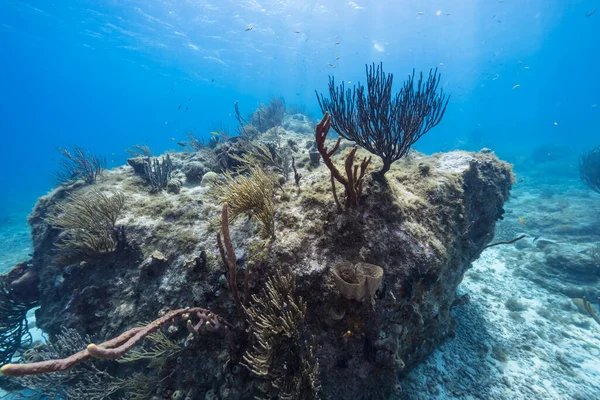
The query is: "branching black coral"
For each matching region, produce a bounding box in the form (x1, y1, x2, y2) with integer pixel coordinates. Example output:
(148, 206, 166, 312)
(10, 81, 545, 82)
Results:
(53, 145, 106, 186)
(0, 275, 37, 367)
(13, 327, 122, 400)
(234, 101, 260, 139)
(143, 154, 173, 192)
(47, 188, 125, 258)
(13, 328, 164, 400)
(1, 308, 231, 377)
(242, 272, 321, 400)
(317, 63, 449, 179)
(579, 146, 600, 194)
(126, 144, 152, 158)
(6, 326, 170, 399)
(250, 97, 286, 133)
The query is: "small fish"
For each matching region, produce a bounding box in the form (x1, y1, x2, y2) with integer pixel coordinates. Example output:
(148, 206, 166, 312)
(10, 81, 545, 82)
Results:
(334, 41, 340, 44)
(210, 131, 220, 135)
(335, 56, 340, 60)
(294, 30, 300, 33)
(518, 217, 525, 225)
(177, 141, 187, 147)
(63, 289, 80, 311)
(327, 62, 335, 68)
(547, 152, 551, 156)
(592, 104, 597, 108)
(553, 122, 558, 126)
(418, 11, 424, 15)
(186, 107, 189, 111)
(188, 98, 191, 101)
(347, 81, 352, 84)
(178, 104, 182, 109)
(245, 26, 253, 31)
(585, 8, 596, 18)
(512, 84, 520, 89)
(171, 137, 175, 140)
(520, 178, 525, 182)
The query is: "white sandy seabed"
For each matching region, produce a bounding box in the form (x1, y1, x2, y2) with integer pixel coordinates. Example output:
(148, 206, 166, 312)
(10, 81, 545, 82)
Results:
(402, 246, 600, 399)
(400, 160, 600, 399)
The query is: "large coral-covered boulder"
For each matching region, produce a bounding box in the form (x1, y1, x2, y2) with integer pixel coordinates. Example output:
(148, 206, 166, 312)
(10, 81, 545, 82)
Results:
(25, 139, 512, 399)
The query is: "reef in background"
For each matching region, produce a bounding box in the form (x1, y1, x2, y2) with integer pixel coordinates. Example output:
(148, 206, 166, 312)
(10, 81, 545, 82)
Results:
(0, 119, 513, 399)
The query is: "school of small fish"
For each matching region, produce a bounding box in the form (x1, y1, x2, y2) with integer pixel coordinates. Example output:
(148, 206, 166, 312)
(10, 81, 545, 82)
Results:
(163, 6, 596, 151)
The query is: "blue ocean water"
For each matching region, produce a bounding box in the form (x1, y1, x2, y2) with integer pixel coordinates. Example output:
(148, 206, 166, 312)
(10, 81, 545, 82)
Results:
(1, 0, 598, 217)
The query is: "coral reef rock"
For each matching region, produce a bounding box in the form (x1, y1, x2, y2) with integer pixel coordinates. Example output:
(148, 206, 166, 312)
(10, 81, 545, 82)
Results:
(26, 135, 512, 399)
(282, 113, 314, 135)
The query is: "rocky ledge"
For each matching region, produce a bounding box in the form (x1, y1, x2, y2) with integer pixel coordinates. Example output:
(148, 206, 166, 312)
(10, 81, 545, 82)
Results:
(3, 126, 513, 399)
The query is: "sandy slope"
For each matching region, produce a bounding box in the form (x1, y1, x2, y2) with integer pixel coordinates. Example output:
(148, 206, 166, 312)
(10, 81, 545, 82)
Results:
(0, 212, 31, 273)
(403, 175, 600, 400)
